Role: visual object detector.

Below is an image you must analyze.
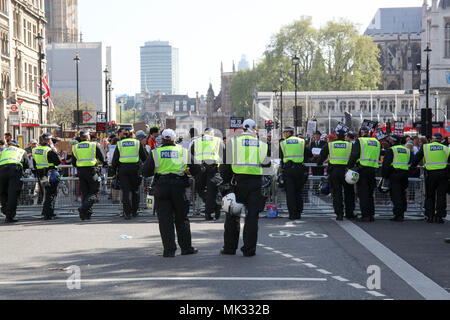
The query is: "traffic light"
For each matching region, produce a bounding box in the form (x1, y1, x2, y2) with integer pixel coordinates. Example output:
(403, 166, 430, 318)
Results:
(265, 120, 274, 131)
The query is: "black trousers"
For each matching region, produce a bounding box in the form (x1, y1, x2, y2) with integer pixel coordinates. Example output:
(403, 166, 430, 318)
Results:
(78, 167, 100, 216)
(154, 177, 193, 254)
(329, 166, 355, 217)
(223, 176, 264, 255)
(36, 169, 58, 218)
(0, 165, 23, 220)
(425, 170, 448, 219)
(118, 164, 142, 217)
(195, 164, 221, 217)
(389, 170, 409, 218)
(357, 167, 376, 218)
(283, 164, 306, 219)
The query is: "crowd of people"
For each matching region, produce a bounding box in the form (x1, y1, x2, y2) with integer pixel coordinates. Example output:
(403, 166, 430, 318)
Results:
(0, 119, 449, 256)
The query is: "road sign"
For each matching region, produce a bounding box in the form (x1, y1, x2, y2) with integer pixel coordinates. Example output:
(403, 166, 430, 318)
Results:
(17, 99, 24, 105)
(10, 105, 18, 112)
(97, 112, 106, 123)
(83, 112, 93, 122)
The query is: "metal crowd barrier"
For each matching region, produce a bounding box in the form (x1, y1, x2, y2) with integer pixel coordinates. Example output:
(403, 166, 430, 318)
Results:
(15, 164, 428, 217)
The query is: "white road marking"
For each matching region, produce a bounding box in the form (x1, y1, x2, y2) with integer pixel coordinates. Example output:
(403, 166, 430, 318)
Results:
(366, 291, 386, 297)
(303, 263, 318, 268)
(0, 277, 328, 286)
(338, 220, 450, 300)
(264, 247, 274, 251)
(292, 258, 304, 263)
(272, 250, 283, 254)
(316, 269, 332, 275)
(348, 283, 366, 289)
(282, 254, 294, 258)
(332, 276, 349, 282)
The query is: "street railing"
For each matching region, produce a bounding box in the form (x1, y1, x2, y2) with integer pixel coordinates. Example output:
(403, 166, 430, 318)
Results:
(16, 164, 427, 217)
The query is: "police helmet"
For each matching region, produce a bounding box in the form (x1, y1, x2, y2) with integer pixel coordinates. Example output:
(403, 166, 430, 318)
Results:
(433, 133, 443, 141)
(48, 170, 61, 186)
(243, 119, 256, 131)
(79, 130, 90, 138)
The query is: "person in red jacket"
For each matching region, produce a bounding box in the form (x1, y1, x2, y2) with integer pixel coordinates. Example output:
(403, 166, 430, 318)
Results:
(147, 127, 159, 150)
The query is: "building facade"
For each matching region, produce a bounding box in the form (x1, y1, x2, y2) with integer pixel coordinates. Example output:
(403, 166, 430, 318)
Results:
(255, 90, 420, 135)
(45, 0, 77, 44)
(365, 7, 422, 91)
(46, 42, 114, 120)
(0, 0, 47, 144)
(140, 41, 179, 95)
(421, 0, 450, 120)
(206, 63, 237, 135)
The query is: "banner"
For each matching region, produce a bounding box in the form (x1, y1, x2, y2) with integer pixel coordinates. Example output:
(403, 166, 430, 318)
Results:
(394, 122, 405, 137)
(306, 120, 317, 136)
(376, 128, 387, 141)
(335, 122, 349, 133)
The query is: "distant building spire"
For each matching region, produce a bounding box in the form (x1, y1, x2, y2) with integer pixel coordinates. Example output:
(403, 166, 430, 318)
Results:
(232, 60, 236, 73)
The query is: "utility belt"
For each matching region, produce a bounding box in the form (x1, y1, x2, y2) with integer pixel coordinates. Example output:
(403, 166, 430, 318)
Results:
(0, 163, 22, 170)
(284, 161, 304, 169)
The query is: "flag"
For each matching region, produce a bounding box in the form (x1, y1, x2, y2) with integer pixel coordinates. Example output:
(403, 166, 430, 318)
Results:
(37, 73, 54, 111)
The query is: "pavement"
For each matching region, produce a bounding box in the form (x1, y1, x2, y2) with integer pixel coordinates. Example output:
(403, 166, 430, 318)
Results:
(0, 211, 449, 300)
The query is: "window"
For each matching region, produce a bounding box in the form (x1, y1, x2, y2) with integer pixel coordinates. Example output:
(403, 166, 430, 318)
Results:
(401, 100, 409, 111)
(348, 101, 356, 111)
(381, 100, 388, 112)
(360, 101, 367, 112)
(33, 66, 38, 94)
(446, 23, 450, 58)
(340, 101, 347, 112)
(319, 101, 326, 113)
(389, 100, 395, 113)
(328, 101, 335, 112)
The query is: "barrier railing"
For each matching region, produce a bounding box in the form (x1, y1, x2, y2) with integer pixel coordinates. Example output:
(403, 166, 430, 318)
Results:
(15, 164, 427, 217)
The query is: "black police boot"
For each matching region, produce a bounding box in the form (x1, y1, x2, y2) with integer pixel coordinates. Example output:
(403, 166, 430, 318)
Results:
(181, 247, 199, 256)
(345, 214, 357, 220)
(78, 208, 86, 221)
(163, 251, 176, 258)
(220, 249, 236, 255)
(437, 217, 445, 224)
(336, 215, 344, 221)
(5, 217, 18, 224)
(357, 216, 371, 222)
(390, 216, 404, 222)
(205, 214, 213, 221)
(214, 206, 221, 220)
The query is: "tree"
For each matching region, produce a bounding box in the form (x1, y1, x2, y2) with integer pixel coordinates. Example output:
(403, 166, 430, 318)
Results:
(230, 17, 382, 117)
(116, 103, 142, 124)
(49, 91, 97, 128)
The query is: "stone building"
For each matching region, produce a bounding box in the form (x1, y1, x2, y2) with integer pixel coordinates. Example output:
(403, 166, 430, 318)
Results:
(206, 63, 237, 135)
(421, 0, 450, 120)
(365, 7, 422, 91)
(254, 90, 420, 136)
(45, 0, 78, 44)
(0, 0, 47, 143)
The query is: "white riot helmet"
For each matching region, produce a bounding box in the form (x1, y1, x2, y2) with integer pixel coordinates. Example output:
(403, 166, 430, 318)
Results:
(222, 193, 244, 217)
(243, 119, 257, 132)
(345, 170, 360, 185)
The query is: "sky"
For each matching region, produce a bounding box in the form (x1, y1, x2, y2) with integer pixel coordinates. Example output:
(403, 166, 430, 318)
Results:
(78, 0, 423, 98)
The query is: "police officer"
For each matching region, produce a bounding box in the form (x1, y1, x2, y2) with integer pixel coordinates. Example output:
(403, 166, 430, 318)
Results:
(348, 126, 381, 222)
(111, 129, 147, 220)
(382, 135, 411, 222)
(280, 126, 312, 220)
(220, 119, 270, 257)
(412, 133, 450, 224)
(0, 140, 29, 223)
(191, 128, 224, 221)
(318, 130, 355, 221)
(142, 129, 198, 258)
(32, 133, 62, 220)
(72, 130, 106, 221)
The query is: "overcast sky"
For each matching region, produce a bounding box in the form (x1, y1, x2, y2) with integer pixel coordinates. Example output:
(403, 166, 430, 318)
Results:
(78, 0, 423, 97)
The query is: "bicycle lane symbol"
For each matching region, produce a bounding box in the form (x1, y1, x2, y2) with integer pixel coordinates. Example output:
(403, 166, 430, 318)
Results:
(269, 230, 328, 239)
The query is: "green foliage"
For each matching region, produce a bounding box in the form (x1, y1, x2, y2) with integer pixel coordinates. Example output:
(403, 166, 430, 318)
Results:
(116, 103, 142, 124)
(50, 91, 97, 127)
(230, 16, 382, 116)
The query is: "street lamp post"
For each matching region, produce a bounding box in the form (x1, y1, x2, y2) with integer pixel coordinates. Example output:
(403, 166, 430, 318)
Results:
(425, 44, 432, 137)
(279, 63, 284, 137)
(73, 52, 80, 131)
(434, 90, 439, 122)
(36, 34, 44, 128)
(292, 54, 300, 135)
(104, 66, 109, 122)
